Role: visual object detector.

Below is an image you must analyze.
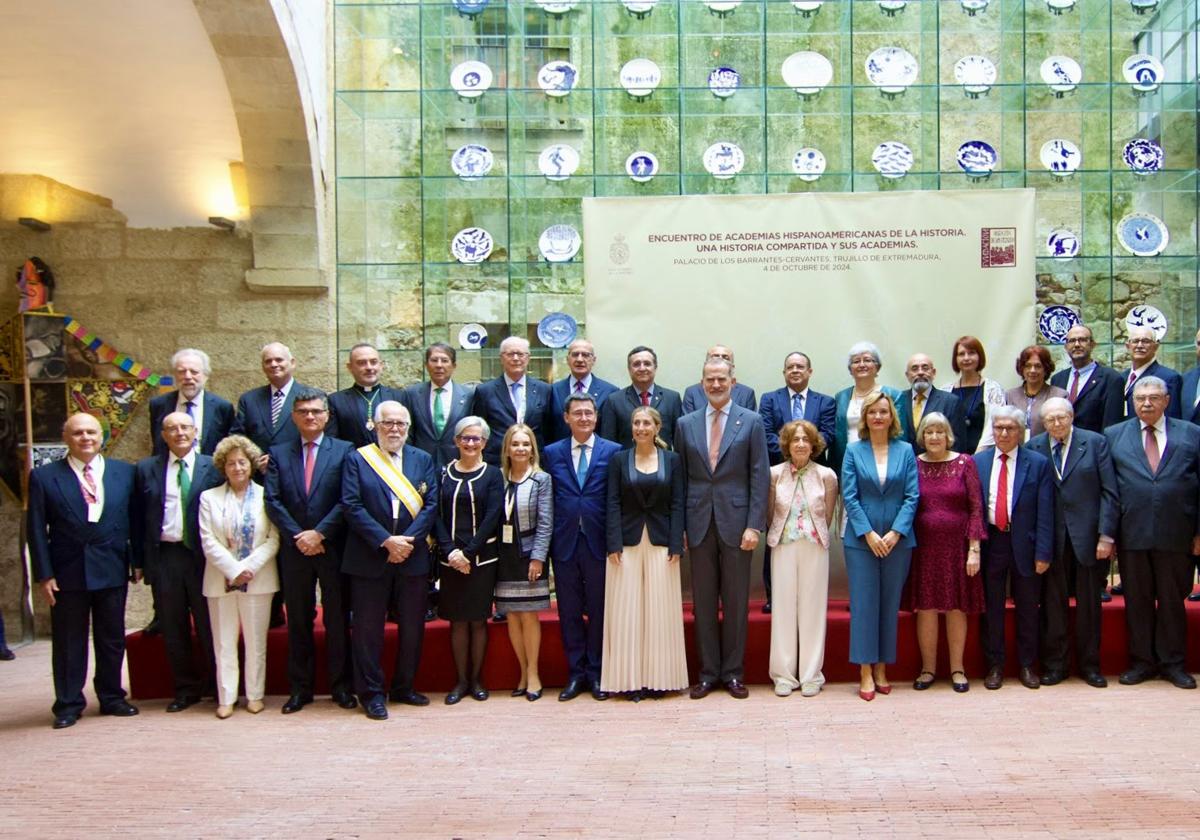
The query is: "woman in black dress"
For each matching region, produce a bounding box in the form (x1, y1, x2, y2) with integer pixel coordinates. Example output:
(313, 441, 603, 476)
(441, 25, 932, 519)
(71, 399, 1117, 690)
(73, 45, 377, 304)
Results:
(435, 416, 504, 705)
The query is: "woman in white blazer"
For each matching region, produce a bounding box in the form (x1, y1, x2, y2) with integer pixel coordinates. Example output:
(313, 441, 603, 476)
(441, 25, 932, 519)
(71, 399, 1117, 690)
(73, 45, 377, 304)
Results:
(200, 435, 280, 719)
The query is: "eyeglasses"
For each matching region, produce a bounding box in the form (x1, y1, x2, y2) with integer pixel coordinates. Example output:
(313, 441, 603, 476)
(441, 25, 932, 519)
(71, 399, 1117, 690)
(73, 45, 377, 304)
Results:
(1127, 338, 1155, 346)
(457, 435, 483, 444)
(293, 408, 327, 416)
(1064, 337, 1091, 345)
(1134, 394, 1166, 404)
(377, 420, 409, 429)
(502, 351, 530, 358)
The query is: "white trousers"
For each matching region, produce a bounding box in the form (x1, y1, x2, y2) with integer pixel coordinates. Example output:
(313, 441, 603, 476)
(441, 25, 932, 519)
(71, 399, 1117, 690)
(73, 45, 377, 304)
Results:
(768, 539, 829, 690)
(207, 591, 273, 706)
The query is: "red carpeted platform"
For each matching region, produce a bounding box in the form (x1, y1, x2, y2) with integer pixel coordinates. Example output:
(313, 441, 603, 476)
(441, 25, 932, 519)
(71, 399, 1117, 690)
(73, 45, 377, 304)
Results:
(125, 596, 1200, 700)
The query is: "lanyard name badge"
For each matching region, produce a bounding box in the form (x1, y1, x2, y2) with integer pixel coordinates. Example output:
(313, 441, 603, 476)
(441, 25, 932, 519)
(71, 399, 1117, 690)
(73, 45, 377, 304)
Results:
(502, 485, 516, 544)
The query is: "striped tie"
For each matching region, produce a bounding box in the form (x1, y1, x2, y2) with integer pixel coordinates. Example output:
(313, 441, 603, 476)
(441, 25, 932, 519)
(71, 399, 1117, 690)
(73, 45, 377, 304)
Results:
(270, 389, 284, 427)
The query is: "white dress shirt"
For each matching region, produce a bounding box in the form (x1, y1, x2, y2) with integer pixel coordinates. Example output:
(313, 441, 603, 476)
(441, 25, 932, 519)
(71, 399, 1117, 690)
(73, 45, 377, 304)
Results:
(987, 446, 1018, 527)
(161, 449, 197, 542)
(572, 434, 596, 472)
(429, 381, 453, 423)
(67, 454, 105, 522)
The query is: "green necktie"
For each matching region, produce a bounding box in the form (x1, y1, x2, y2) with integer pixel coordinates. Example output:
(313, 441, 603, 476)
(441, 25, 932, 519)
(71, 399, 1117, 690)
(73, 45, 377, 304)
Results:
(433, 386, 446, 436)
(177, 459, 193, 549)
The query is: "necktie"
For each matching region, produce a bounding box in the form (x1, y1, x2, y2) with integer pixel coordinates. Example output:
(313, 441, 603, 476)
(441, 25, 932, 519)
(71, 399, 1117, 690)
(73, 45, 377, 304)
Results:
(1144, 425, 1160, 474)
(640, 390, 650, 407)
(574, 380, 585, 394)
(791, 393, 803, 421)
(304, 441, 317, 494)
(177, 459, 193, 548)
(995, 453, 1009, 531)
(912, 393, 925, 429)
(81, 462, 98, 505)
(510, 380, 523, 421)
(270, 389, 284, 427)
(709, 409, 724, 471)
(433, 387, 446, 436)
(1052, 441, 1065, 476)
(1068, 371, 1080, 403)
(1126, 371, 1137, 394)
(184, 401, 198, 449)
(576, 443, 589, 488)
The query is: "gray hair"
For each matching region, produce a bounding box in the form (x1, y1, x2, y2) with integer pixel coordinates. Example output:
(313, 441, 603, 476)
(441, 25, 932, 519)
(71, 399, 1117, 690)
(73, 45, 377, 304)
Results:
(1132, 375, 1168, 396)
(500, 336, 530, 354)
(1040, 397, 1074, 419)
(171, 348, 212, 376)
(373, 399, 411, 422)
(916, 411, 955, 448)
(991, 404, 1026, 427)
(702, 357, 734, 377)
(847, 341, 882, 371)
(261, 341, 294, 359)
(453, 415, 491, 441)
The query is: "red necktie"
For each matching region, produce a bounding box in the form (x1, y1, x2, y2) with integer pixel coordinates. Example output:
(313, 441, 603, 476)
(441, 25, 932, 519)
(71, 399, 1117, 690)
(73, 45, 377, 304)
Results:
(1068, 370, 1080, 402)
(81, 462, 98, 504)
(304, 441, 317, 494)
(995, 453, 1009, 531)
(1144, 426, 1160, 474)
(640, 390, 650, 406)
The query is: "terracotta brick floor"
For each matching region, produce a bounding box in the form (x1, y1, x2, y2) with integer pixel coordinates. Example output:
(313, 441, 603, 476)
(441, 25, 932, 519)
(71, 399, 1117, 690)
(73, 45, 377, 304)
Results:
(1, 639, 1198, 838)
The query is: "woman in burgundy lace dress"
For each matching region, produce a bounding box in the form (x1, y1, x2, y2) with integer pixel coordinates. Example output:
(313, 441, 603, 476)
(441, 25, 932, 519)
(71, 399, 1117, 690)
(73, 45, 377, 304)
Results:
(909, 412, 986, 693)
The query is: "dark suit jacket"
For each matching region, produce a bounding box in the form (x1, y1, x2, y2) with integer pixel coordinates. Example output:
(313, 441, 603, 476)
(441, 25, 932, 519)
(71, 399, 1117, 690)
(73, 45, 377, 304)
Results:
(974, 446, 1054, 576)
(132, 453, 222, 576)
(401, 380, 477, 470)
(1050, 363, 1124, 432)
(600, 384, 684, 449)
(682, 382, 757, 415)
(327, 385, 404, 450)
(148, 390, 234, 456)
(1104, 417, 1200, 552)
(605, 448, 685, 556)
(674, 403, 770, 547)
(548, 375, 619, 443)
(1028, 429, 1118, 566)
(27, 458, 136, 590)
(1122, 361, 1182, 420)
(231, 381, 310, 452)
(475, 376, 552, 464)
(896, 387, 967, 454)
(757, 386, 836, 465)
(542, 435, 621, 563)
(841, 439, 920, 551)
(340, 444, 439, 578)
(264, 435, 354, 549)
(1180, 366, 1200, 425)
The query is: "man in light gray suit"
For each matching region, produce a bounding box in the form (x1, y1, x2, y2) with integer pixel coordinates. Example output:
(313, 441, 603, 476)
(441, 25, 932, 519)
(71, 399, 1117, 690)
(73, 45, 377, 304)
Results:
(675, 357, 770, 699)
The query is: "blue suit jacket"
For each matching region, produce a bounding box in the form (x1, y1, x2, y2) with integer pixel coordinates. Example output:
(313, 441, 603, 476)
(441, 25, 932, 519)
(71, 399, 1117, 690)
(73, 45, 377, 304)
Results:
(840, 439, 920, 551)
(548, 375, 619, 443)
(830, 384, 902, 474)
(1049, 364, 1124, 432)
(1027, 429, 1118, 566)
(542, 435, 620, 563)
(974, 447, 1054, 576)
(896, 387, 967, 454)
(326, 385, 405, 450)
(758, 386, 836, 465)
(1104, 417, 1200, 552)
(1122, 361, 1182, 420)
(340, 445, 439, 578)
(148, 390, 234, 456)
(132, 453, 222, 575)
(264, 435, 354, 546)
(1180, 366, 1200, 425)
(231, 382, 310, 452)
(27, 458, 136, 590)
(682, 382, 757, 415)
(475, 375, 552, 464)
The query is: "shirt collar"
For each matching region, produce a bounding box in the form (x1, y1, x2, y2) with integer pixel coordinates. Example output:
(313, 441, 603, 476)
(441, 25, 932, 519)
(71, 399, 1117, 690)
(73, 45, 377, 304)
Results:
(571, 374, 593, 391)
(788, 386, 809, 400)
(1132, 361, 1155, 377)
(1142, 416, 1166, 434)
(706, 402, 729, 420)
(504, 374, 527, 388)
(68, 454, 103, 472)
(302, 433, 324, 449)
(177, 390, 204, 406)
(573, 434, 596, 450)
(1071, 360, 1097, 377)
(170, 450, 197, 469)
(272, 378, 294, 397)
(994, 446, 1018, 464)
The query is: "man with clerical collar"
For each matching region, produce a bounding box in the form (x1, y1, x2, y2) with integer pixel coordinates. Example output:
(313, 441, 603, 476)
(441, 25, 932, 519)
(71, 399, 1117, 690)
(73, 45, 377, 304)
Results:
(548, 339, 618, 443)
(328, 343, 403, 450)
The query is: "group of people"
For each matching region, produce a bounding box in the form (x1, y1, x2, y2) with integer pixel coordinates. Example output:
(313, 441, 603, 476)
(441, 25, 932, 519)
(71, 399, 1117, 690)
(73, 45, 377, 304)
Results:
(24, 323, 1200, 728)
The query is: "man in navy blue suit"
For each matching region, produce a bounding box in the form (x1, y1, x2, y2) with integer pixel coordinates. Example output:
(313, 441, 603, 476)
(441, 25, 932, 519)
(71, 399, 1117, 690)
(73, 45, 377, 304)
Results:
(974, 406, 1054, 690)
(402, 342, 478, 472)
(547, 339, 618, 443)
(341, 400, 439, 719)
(896, 353, 966, 453)
(1121, 326, 1182, 420)
(475, 336, 552, 465)
(147, 348, 234, 457)
(231, 341, 310, 473)
(681, 345, 757, 414)
(542, 392, 620, 701)
(1178, 327, 1200, 601)
(265, 387, 357, 714)
(133, 411, 222, 711)
(327, 343, 403, 450)
(28, 413, 140, 729)
(599, 346, 685, 449)
(1050, 325, 1124, 433)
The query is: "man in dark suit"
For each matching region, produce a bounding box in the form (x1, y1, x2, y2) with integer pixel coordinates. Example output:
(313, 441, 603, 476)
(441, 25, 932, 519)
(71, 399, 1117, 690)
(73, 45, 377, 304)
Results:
(475, 336, 552, 465)
(1179, 327, 1200, 601)
(133, 411, 222, 711)
(327, 343, 403, 450)
(1121, 326, 1182, 420)
(675, 358, 770, 700)
(147, 348, 235, 457)
(547, 339, 618, 443)
(401, 342, 477, 471)
(1028, 398, 1118, 687)
(542, 392, 621, 701)
(341, 400, 439, 719)
(681, 345, 757, 414)
(1051, 325, 1125, 432)
(231, 341, 309, 472)
(28, 413, 140, 729)
(896, 353, 966, 453)
(264, 387, 357, 714)
(600, 345, 684, 449)
(1105, 376, 1200, 689)
(974, 406, 1054, 691)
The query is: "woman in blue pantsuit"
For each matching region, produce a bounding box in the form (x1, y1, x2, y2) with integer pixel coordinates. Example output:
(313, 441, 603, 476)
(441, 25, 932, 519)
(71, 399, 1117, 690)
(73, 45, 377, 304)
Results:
(841, 391, 919, 702)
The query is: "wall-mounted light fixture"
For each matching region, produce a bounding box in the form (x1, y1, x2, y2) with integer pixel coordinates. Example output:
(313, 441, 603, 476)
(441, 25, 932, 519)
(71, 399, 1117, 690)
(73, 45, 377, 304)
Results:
(207, 216, 236, 231)
(18, 217, 51, 232)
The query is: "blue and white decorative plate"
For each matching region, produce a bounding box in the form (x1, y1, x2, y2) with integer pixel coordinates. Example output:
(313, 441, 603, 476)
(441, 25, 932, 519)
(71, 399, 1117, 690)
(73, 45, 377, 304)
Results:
(956, 140, 997, 175)
(792, 1, 823, 11)
(619, 59, 662, 97)
(1047, 0, 1076, 10)
(703, 142, 745, 179)
(535, 0, 578, 13)
(1117, 213, 1169, 257)
(953, 55, 996, 95)
(1125, 305, 1168, 341)
(1039, 306, 1082, 344)
(708, 66, 740, 98)
(704, 0, 742, 11)
(792, 148, 826, 182)
(459, 323, 488, 350)
(451, 144, 494, 181)
(1046, 228, 1080, 259)
(452, 0, 490, 14)
(451, 227, 494, 263)
(878, 0, 907, 12)
(1129, 0, 1159, 12)
(960, 0, 989, 13)
(1122, 138, 1164, 173)
(1040, 139, 1081, 174)
(872, 141, 914, 179)
(1040, 56, 1081, 93)
(625, 151, 659, 183)
(623, 0, 659, 12)
(537, 61, 578, 97)
(781, 51, 833, 96)
(865, 46, 919, 94)
(1122, 54, 1164, 92)
(538, 144, 580, 181)
(539, 224, 582, 263)
(537, 313, 578, 349)
(450, 61, 493, 99)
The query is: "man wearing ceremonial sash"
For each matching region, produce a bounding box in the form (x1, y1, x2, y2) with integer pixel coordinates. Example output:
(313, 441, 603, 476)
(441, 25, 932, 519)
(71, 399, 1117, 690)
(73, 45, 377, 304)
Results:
(341, 400, 439, 720)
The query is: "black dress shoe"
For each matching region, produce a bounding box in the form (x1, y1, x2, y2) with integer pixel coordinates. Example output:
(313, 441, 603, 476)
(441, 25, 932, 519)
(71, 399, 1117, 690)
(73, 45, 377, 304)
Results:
(1082, 671, 1108, 688)
(424, 608, 438, 622)
(510, 687, 527, 697)
(0, 647, 16, 661)
(1188, 590, 1200, 602)
(492, 610, 507, 623)
(471, 685, 490, 702)
(166, 696, 201, 713)
(100, 701, 140, 717)
(281, 694, 313, 714)
(141, 617, 162, 636)
(1119, 667, 1155, 685)
(984, 666, 1004, 690)
(726, 680, 749, 699)
(52, 714, 78, 730)
(1100, 590, 1112, 603)
(364, 698, 388, 720)
(1039, 669, 1066, 686)
(591, 686, 609, 701)
(761, 601, 772, 615)
(332, 692, 358, 709)
(1162, 668, 1198, 690)
(389, 690, 431, 707)
(690, 681, 716, 700)
(1018, 667, 1040, 689)
(558, 678, 587, 702)
(445, 684, 468, 705)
